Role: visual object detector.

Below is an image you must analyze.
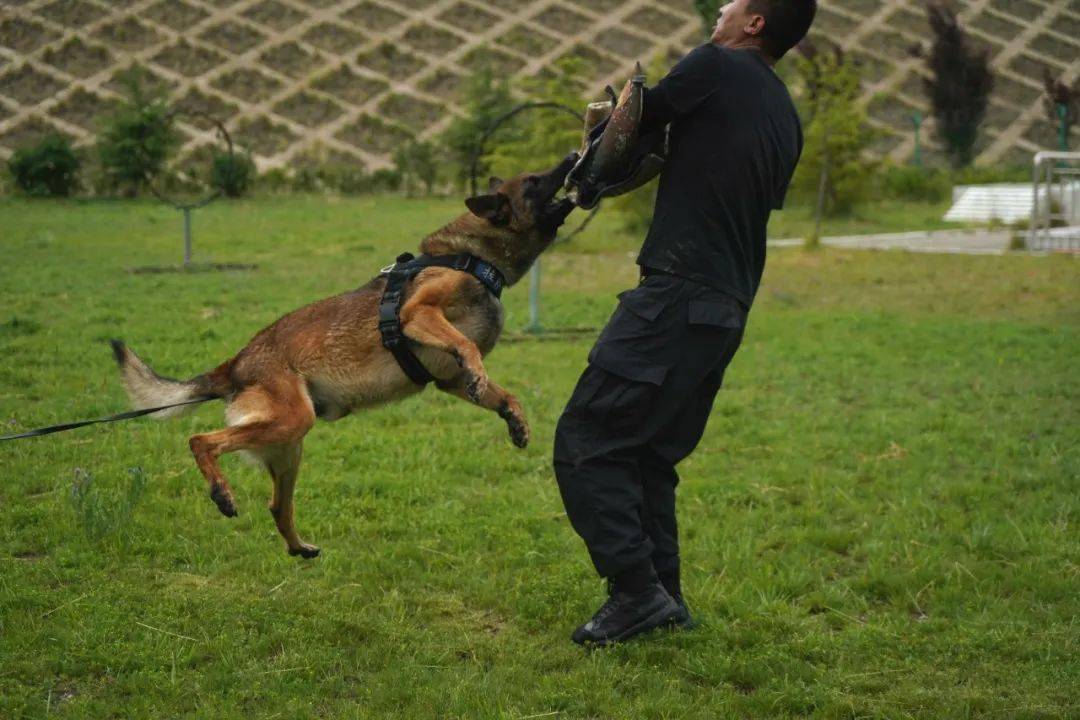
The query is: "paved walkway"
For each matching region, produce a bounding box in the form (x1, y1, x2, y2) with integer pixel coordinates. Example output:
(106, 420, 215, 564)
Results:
(768, 229, 1013, 255)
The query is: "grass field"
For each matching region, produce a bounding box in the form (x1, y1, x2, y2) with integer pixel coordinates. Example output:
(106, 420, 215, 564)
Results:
(1, 196, 1077, 719)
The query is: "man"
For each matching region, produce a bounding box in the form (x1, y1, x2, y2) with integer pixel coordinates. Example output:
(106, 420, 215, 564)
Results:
(553, 0, 815, 646)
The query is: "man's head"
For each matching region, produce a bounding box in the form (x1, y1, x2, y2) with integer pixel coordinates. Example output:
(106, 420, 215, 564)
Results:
(711, 0, 816, 61)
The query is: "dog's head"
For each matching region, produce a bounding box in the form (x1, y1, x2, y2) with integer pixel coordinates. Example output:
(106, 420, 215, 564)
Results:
(464, 152, 579, 239)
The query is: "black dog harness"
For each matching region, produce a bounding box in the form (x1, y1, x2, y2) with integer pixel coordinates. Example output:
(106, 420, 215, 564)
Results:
(379, 253, 506, 386)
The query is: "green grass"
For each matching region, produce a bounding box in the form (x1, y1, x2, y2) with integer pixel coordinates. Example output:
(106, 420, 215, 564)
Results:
(1, 196, 1077, 719)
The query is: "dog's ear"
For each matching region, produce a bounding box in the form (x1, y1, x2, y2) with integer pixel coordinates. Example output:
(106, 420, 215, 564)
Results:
(465, 192, 511, 226)
(488, 176, 503, 192)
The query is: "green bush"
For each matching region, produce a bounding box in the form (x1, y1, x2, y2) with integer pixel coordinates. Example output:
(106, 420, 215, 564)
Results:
(791, 48, 879, 216)
(394, 139, 439, 196)
(210, 148, 255, 198)
(878, 165, 952, 202)
(439, 65, 522, 190)
(97, 67, 178, 196)
(7, 134, 81, 197)
(484, 58, 587, 181)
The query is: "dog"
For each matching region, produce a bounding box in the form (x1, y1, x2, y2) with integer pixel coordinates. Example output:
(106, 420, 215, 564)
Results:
(111, 153, 579, 558)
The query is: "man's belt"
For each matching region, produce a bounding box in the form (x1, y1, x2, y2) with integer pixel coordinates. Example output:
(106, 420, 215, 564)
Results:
(378, 253, 505, 386)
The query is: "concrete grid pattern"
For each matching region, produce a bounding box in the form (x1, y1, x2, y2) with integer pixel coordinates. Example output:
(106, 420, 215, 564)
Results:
(0, 0, 1077, 171)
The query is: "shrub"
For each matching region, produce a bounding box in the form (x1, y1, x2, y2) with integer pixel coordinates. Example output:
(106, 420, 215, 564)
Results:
(791, 44, 878, 215)
(693, 0, 720, 35)
(7, 134, 81, 197)
(97, 66, 178, 195)
(878, 165, 952, 202)
(924, 3, 994, 168)
(439, 65, 521, 190)
(394, 139, 439, 196)
(484, 57, 587, 182)
(210, 148, 255, 198)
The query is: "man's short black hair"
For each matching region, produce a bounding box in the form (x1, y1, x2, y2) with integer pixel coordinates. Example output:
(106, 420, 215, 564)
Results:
(748, 0, 817, 60)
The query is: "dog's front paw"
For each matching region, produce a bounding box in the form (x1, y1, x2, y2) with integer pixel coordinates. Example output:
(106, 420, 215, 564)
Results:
(499, 400, 529, 449)
(466, 374, 489, 404)
(209, 485, 238, 518)
(508, 415, 530, 449)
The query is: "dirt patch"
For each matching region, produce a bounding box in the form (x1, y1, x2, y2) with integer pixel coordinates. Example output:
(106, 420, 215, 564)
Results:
(0, 18, 61, 54)
(626, 7, 689, 37)
(143, 0, 210, 30)
(342, 2, 407, 33)
(312, 64, 387, 107)
(173, 88, 239, 130)
(37, 0, 107, 27)
(243, 0, 310, 32)
(43, 38, 114, 80)
(260, 42, 325, 80)
(459, 47, 525, 76)
(437, 2, 501, 34)
(0, 118, 72, 153)
(401, 23, 466, 57)
(199, 21, 266, 55)
(555, 44, 621, 79)
(534, 6, 592, 35)
(211, 68, 283, 104)
(49, 88, 116, 131)
(593, 27, 655, 60)
(336, 114, 412, 154)
(152, 40, 227, 78)
(92, 17, 164, 52)
(0, 65, 65, 106)
(378, 93, 442, 132)
(418, 68, 465, 102)
(274, 90, 345, 128)
(495, 25, 559, 58)
(235, 115, 297, 156)
(303, 22, 366, 55)
(357, 43, 426, 81)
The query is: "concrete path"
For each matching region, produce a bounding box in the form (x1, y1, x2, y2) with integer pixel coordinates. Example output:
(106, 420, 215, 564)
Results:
(768, 229, 1013, 255)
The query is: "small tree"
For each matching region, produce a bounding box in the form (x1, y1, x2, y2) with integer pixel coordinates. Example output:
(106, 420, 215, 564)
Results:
(97, 66, 178, 195)
(439, 64, 521, 190)
(394, 138, 439, 196)
(1042, 68, 1079, 150)
(792, 42, 877, 216)
(8, 134, 81, 197)
(484, 57, 587, 181)
(923, 2, 993, 168)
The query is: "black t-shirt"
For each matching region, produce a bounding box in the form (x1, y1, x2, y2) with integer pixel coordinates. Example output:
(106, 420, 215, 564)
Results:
(638, 43, 803, 308)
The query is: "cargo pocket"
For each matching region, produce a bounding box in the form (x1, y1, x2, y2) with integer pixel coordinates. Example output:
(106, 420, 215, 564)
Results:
(584, 342, 669, 434)
(687, 299, 746, 329)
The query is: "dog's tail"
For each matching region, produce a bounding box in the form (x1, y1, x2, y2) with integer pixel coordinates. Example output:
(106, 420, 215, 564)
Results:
(110, 339, 233, 419)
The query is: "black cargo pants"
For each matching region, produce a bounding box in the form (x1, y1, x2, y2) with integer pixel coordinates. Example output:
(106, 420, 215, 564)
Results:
(553, 271, 746, 584)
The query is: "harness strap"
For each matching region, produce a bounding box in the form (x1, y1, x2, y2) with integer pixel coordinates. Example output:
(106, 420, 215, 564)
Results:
(378, 252, 506, 386)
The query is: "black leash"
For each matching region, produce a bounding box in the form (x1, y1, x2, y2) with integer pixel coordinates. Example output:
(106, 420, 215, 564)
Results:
(0, 397, 214, 442)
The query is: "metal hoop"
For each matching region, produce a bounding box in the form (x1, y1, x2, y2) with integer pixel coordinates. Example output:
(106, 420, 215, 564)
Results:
(148, 109, 236, 211)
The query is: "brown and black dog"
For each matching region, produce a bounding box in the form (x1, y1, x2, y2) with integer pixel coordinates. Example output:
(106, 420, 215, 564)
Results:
(111, 153, 578, 558)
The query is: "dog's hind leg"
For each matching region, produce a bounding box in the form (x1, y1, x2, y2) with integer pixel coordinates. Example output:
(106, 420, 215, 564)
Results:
(261, 441, 319, 558)
(189, 375, 316, 519)
(436, 374, 529, 449)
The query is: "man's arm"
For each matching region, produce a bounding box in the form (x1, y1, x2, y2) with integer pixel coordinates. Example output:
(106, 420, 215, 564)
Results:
(640, 44, 724, 135)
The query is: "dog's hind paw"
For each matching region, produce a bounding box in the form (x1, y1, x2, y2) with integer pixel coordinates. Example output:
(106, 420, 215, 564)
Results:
(508, 419, 530, 449)
(289, 543, 321, 559)
(209, 485, 238, 518)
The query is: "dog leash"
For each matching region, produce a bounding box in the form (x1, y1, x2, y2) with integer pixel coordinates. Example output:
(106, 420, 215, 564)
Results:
(0, 397, 214, 442)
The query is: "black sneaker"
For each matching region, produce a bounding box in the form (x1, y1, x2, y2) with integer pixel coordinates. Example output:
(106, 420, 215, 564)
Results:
(669, 594, 695, 629)
(571, 583, 681, 647)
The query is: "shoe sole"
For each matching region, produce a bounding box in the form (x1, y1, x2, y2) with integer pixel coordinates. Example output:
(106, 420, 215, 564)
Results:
(580, 604, 681, 648)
